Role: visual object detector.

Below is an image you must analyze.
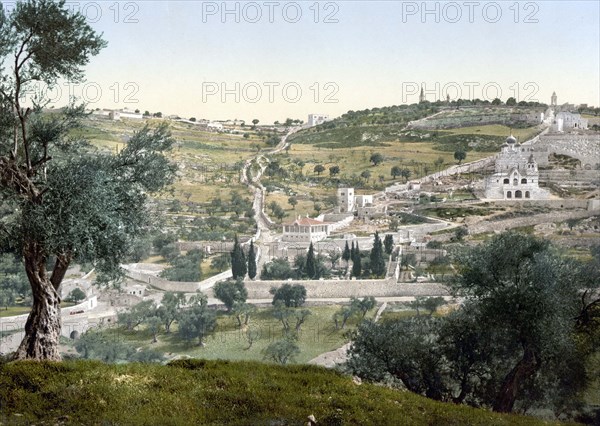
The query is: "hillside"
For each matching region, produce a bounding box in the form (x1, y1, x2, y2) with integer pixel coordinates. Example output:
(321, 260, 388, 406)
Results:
(0, 359, 571, 425)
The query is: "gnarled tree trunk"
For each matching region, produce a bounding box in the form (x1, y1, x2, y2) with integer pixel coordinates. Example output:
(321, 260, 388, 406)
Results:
(13, 243, 70, 361)
(492, 345, 540, 413)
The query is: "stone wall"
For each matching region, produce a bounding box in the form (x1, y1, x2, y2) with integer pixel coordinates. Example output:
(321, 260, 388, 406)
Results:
(535, 134, 600, 169)
(468, 209, 597, 235)
(245, 279, 449, 299)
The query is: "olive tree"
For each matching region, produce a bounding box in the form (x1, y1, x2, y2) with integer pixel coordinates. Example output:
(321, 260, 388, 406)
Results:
(0, 1, 175, 360)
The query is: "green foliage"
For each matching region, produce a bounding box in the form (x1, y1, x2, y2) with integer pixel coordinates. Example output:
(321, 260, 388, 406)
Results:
(213, 279, 247, 311)
(260, 257, 295, 280)
(351, 296, 377, 318)
(270, 284, 306, 308)
(230, 235, 247, 280)
(409, 296, 445, 317)
(75, 329, 134, 363)
(313, 164, 325, 175)
(351, 243, 362, 278)
(342, 241, 351, 263)
(118, 300, 157, 331)
(157, 291, 185, 333)
(383, 234, 394, 255)
(369, 232, 386, 277)
(0, 253, 29, 305)
(349, 233, 595, 418)
(329, 165, 340, 177)
(263, 337, 300, 365)
(210, 252, 230, 272)
(0, 359, 562, 425)
(369, 152, 384, 166)
(159, 249, 203, 282)
(305, 242, 317, 279)
(65, 288, 85, 303)
(177, 293, 216, 346)
(454, 150, 467, 164)
(247, 240, 257, 279)
(453, 226, 468, 241)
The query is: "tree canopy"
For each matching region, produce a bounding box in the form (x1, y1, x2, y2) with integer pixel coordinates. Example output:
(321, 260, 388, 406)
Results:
(347, 233, 598, 417)
(0, 0, 175, 360)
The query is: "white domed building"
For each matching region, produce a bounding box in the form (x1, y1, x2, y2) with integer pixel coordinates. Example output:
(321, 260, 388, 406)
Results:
(484, 135, 550, 200)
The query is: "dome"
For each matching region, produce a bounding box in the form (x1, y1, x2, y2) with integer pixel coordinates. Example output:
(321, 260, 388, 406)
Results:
(506, 135, 517, 144)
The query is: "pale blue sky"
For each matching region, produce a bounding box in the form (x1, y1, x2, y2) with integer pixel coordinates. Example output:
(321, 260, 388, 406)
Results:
(65, 1, 600, 122)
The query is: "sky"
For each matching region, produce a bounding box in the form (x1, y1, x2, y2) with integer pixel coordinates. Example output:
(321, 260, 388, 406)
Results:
(23, 0, 600, 123)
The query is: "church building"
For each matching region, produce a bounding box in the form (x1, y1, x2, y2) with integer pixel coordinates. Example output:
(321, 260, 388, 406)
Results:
(484, 135, 549, 200)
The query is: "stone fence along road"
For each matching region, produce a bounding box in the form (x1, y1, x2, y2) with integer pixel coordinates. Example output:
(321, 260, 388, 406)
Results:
(244, 279, 449, 300)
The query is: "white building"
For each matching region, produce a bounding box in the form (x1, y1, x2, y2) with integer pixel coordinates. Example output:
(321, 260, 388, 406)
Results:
(119, 109, 143, 120)
(337, 188, 355, 213)
(308, 114, 330, 127)
(484, 135, 549, 200)
(282, 216, 330, 243)
(552, 112, 588, 132)
(355, 194, 373, 208)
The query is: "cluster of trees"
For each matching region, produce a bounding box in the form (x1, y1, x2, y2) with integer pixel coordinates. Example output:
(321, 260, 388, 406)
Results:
(340, 233, 390, 279)
(159, 249, 204, 282)
(347, 233, 600, 420)
(390, 166, 411, 181)
(267, 201, 286, 222)
(261, 248, 331, 281)
(230, 237, 257, 280)
(262, 284, 309, 365)
(117, 292, 216, 347)
(274, 118, 303, 127)
(333, 296, 377, 329)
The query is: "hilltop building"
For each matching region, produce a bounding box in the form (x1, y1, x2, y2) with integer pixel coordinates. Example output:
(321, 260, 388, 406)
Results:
(484, 135, 549, 200)
(308, 114, 330, 127)
(551, 91, 557, 107)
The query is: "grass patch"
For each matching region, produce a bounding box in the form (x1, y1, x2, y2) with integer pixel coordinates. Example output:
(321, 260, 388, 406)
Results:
(0, 359, 569, 425)
(72, 306, 361, 364)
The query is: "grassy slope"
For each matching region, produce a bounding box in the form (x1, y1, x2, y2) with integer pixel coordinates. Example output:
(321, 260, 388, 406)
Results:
(0, 359, 571, 425)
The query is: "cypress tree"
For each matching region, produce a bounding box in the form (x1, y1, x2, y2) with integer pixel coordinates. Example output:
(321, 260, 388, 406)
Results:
(350, 241, 356, 261)
(370, 232, 386, 277)
(342, 240, 351, 263)
(384, 234, 394, 255)
(305, 242, 317, 279)
(231, 235, 247, 279)
(352, 243, 362, 278)
(247, 240, 257, 279)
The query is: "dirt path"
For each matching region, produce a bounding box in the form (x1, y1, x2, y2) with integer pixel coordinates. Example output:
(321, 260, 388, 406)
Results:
(307, 302, 388, 369)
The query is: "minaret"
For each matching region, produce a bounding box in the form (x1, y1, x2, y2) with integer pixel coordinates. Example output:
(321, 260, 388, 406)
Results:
(419, 86, 425, 103)
(551, 91, 557, 107)
(446, 93, 450, 104)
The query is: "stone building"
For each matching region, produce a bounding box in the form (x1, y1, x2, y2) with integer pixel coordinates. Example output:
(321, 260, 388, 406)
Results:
(308, 114, 330, 127)
(551, 111, 588, 132)
(484, 135, 549, 200)
(282, 216, 330, 243)
(337, 188, 355, 213)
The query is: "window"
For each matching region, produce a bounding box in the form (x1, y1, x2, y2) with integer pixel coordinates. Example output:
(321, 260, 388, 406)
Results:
(503, 178, 509, 184)
(513, 178, 518, 186)
(515, 190, 523, 198)
(506, 191, 512, 198)
(521, 178, 527, 184)
(525, 191, 530, 198)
